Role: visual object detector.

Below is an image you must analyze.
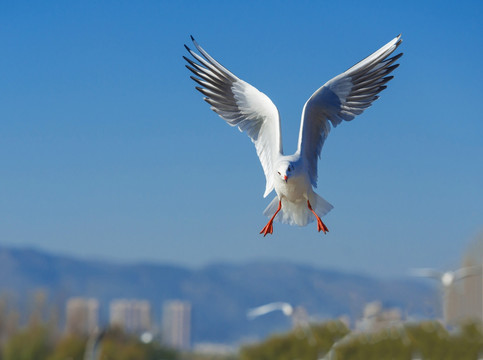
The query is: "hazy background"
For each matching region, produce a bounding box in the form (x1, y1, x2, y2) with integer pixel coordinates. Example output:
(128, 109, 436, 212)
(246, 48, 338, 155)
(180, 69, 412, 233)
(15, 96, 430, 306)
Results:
(1, 0, 481, 278)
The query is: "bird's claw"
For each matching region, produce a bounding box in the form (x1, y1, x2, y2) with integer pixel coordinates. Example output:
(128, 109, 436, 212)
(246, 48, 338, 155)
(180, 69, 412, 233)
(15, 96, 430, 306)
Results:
(259, 221, 274, 237)
(307, 200, 329, 234)
(316, 218, 329, 234)
(260, 200, 281, 237)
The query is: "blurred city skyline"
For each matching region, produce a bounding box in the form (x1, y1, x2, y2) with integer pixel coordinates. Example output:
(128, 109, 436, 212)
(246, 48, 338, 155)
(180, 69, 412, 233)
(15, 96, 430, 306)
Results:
(0, 1, 482, 277)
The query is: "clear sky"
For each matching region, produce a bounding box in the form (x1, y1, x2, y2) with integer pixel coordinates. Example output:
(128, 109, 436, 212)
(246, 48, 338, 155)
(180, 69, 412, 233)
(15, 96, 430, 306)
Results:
(1, 1, 481, 277)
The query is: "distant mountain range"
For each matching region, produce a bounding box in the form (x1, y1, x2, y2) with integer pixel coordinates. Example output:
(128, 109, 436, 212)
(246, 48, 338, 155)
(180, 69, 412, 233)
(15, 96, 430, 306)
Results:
(0, 245, 436, 344)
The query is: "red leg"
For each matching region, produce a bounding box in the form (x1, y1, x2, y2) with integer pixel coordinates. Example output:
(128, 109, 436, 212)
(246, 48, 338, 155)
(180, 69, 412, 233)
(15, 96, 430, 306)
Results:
(260, 200, 282, 237)
(307, 200, 329, 234)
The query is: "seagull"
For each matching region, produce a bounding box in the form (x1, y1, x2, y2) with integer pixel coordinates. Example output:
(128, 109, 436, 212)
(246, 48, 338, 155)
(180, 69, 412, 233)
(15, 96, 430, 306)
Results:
(410, 267, 481, 287)
(247, 302, 294, 319)
(184, 35, 403, 236)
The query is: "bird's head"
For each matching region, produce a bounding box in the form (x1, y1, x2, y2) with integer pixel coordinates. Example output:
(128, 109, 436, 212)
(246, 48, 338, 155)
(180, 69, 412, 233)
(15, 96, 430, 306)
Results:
(275, 161, 293, 183)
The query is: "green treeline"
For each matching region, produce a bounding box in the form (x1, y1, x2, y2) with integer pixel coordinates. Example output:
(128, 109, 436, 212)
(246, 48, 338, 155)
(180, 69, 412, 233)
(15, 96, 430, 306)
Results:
(240, 320, 483, 360)
(1, 324, 178, 360)
(1, 323, 180, 360)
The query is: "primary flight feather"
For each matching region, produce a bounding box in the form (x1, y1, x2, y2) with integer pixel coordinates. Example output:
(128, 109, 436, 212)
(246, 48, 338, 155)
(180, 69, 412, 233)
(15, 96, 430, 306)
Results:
(184, 35, 403, 236)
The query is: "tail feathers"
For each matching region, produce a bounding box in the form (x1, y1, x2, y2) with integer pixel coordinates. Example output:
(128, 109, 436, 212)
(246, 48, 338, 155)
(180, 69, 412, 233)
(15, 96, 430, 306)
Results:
(313, 193, 333, 218)
(263, 193, 333, 227)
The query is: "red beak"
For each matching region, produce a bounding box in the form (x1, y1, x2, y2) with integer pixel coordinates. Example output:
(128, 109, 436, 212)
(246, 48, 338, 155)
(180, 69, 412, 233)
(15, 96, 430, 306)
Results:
(284, 175, 288, 182)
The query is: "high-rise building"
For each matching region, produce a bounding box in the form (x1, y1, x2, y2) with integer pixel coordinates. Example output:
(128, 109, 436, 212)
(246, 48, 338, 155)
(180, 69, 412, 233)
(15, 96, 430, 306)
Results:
(162, 300, 191, 350)
(65, 297, 99, 336)
(291, 306, 309, 328)
(445, 258, 482, 325)
(109, 299, 152, 334)
(355, 301, 402, 332)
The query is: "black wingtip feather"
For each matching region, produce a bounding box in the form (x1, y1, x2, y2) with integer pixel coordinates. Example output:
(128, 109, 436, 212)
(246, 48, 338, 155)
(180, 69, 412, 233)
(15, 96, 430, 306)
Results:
(391, 53, 404, 62)
(190, 75, 203, 85)
(185, 64, 199, 76)
(183, 56, 199, 69)
(196, 88, 209, 97)
(183, 56, 200, 71)
(182, 55, 191, 62)
(382, 75, 394, 83)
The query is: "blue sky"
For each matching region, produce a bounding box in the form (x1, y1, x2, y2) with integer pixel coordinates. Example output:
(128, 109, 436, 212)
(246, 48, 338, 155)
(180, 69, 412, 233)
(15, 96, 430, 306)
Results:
(1, 1, 481, 277)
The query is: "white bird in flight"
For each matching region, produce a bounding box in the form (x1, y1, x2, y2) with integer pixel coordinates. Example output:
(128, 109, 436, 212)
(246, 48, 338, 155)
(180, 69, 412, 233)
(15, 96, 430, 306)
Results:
(247, 302, 294, 319)
(184, 35, 403, 236)
(411, 267, 481, 287)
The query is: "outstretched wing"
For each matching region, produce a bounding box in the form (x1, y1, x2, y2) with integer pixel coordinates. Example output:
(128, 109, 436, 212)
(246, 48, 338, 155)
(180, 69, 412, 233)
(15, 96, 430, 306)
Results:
(410, 268, 444, 280)
(297, 35, 403, 187)
(454, 266, 481, 281)
(184, 36, 283, 198)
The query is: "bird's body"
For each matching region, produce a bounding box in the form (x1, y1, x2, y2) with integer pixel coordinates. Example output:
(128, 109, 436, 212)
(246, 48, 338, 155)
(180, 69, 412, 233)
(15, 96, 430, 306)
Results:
(184, 35, 403, 235)
(275, 160, 309, 204)
(265, 155, 332, 228)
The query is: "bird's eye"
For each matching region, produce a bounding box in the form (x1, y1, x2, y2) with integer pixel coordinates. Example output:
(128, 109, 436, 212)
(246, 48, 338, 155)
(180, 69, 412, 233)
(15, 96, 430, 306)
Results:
(277, 171, 281, 175)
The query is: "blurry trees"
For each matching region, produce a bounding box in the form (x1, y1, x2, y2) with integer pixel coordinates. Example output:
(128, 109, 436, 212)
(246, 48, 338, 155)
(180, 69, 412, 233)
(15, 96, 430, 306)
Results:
(0, 293, 19, 346)
(240, 320, 483, 360)
(0, 323, 179, 360)
(181, 353, 238, 360)
(240, 321, 349, 360)
(47, 334, 86, 360)
(99, 327, 178, 360)
(3, 325, 51, 360)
